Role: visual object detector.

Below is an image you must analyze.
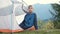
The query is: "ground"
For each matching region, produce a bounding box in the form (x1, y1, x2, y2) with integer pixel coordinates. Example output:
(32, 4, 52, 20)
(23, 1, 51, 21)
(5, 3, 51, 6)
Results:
(0, 29, 60, 34)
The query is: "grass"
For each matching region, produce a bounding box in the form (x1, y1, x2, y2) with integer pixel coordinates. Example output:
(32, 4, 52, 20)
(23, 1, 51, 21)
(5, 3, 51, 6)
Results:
(0, 29, 60, 34)
(0, 20, 60, 34)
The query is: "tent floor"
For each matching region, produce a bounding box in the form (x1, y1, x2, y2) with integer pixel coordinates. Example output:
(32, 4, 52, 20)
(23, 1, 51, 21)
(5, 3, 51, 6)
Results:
(0, 29, 23, 32)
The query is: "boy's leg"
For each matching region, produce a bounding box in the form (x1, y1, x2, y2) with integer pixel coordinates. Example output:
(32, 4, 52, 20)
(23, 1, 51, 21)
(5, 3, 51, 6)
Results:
(27, 26, 35, 31)
(18, 27, 24, 32)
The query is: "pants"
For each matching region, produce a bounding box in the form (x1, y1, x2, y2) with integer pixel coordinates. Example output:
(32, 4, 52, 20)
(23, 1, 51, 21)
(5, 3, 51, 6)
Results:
(27, 26, 35, 30)
(19, 26, 35, 32)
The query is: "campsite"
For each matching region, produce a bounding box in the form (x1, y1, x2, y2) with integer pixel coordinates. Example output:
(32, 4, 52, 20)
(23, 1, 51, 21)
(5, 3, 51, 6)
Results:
(0, 0, 60, 34)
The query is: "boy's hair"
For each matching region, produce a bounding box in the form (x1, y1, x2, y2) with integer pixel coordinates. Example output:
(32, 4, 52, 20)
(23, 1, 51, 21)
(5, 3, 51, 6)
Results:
(28, 5, 32, 9)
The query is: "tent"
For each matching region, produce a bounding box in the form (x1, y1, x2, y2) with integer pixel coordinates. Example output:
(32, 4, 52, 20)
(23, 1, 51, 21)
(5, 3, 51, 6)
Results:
(0, 0, 26, 32)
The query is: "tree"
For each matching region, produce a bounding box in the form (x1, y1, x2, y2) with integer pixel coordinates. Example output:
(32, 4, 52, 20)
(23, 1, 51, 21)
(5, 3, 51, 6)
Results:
(50, 3, 60, 29)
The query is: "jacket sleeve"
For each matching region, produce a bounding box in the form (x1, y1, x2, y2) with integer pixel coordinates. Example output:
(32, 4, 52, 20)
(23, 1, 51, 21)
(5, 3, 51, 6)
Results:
(34, 13, 38, 30)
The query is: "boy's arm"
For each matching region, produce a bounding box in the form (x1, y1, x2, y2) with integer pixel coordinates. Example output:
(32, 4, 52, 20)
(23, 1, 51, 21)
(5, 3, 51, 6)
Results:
(34, 13, 38, 30)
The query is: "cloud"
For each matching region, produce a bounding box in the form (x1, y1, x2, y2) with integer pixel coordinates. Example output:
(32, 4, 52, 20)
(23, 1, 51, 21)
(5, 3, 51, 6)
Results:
(23, 0, 39, 5)
(19, 0, 60, 5)
(39, 0, 60, 4)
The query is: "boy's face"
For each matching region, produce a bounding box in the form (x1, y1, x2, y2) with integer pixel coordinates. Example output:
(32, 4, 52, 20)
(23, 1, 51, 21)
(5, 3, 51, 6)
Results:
(28, 6, 33, 13)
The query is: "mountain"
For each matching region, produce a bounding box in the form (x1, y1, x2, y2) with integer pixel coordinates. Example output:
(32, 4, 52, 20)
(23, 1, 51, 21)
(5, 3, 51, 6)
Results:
(33, 3, 54, 20)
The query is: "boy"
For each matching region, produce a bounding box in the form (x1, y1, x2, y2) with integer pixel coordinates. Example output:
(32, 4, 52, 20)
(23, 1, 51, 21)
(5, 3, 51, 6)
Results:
(19, 5, 38, 31)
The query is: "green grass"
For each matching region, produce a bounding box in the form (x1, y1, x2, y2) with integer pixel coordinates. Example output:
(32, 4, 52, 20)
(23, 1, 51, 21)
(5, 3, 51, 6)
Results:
(0, 29, 60, 34)
(0, 20, 60, 34)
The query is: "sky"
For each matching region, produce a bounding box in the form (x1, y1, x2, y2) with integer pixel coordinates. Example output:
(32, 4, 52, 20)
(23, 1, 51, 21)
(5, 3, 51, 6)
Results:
(0, 0, 60, 20)
(18, 0, 60, 20)
(21, 0, 60, 5)
(0, 0, 60, 8)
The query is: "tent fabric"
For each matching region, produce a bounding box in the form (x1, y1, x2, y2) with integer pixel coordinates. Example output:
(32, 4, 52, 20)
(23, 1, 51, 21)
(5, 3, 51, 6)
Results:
(0, 0, 26, 32)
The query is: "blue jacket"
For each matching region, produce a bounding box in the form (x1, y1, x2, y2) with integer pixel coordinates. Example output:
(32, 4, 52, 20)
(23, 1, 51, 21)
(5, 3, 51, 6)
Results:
(19, 9, 38, 30)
